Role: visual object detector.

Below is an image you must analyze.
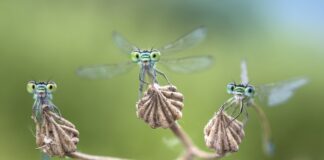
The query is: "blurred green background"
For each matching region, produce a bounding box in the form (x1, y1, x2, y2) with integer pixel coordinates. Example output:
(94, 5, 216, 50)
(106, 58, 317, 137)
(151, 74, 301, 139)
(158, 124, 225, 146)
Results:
(0, 0, 323, 159)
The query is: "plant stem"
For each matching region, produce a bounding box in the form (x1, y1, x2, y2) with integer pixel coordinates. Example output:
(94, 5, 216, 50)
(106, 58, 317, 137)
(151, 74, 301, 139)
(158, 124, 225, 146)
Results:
(68, 151, 127, 160)
(169, 123, 223, 160)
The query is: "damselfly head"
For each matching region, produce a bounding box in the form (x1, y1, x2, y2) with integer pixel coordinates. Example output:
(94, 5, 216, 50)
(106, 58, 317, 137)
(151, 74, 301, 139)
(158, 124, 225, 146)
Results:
(227, 82, 255, 98)
(130, 49, 161, 65)
(140, 51, 151, 65)
(27, 81, 57, 97)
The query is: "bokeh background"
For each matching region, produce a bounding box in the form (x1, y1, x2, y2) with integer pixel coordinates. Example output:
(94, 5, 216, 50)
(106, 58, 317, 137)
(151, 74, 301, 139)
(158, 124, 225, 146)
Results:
(0, 0, 323, 159)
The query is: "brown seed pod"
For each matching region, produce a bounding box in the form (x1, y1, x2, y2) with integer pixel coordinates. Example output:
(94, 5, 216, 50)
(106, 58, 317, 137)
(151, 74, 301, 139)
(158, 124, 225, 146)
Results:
(136, 84, 184, 129)
(33, 106, 79, 158)
(204, 110, 245, 155)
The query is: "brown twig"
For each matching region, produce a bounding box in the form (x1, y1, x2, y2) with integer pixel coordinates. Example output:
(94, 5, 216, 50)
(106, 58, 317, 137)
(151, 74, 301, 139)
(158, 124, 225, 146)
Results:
(68, 151, 127, 160)
(170, 123, 223, 160)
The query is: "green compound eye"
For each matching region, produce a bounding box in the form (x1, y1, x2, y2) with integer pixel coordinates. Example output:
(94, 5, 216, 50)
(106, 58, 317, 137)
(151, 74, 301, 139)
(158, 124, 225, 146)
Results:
(227, 83, 235, 94)
(131, 51, 140, 62)
(245, 86, 255, 97)
(150, 51, 161, 62)
(46, 81, 57, 92)
(27, 81, 36, 93)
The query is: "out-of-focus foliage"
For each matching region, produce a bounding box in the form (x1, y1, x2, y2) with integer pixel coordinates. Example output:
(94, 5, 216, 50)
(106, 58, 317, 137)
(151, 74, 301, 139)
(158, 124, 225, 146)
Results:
(0, 0, 323, 159)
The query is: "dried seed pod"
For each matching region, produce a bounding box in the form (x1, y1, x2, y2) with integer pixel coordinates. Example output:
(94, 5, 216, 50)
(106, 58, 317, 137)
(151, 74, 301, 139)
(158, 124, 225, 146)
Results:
(33, 105, 79, 158)
(136, 84, 184, 129)
(204, 110, 245, 155)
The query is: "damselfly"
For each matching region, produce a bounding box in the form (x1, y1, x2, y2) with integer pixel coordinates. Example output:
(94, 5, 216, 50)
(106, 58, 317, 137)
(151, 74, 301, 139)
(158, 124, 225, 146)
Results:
(77, 27, 213, 97)
(220, 60, 308, 155)
(27, 81, 61, 160)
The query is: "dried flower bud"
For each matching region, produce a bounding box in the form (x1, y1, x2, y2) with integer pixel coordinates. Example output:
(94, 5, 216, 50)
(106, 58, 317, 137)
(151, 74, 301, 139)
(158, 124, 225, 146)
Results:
(204, 110, 245, 155)
(136, 84, 184, 129)
(33, 105, 79, 158)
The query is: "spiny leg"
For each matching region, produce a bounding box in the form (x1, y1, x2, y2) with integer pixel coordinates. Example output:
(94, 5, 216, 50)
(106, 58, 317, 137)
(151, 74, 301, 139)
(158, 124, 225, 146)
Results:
(155, 68, 171, 85)
(220, 97, 235, 112)
(230, 103, 240, 117)
(139, 69, 149, 85)
(226, 100, 244, 127)
(148, 69, 159, 84)
(233, 100, 244, 120)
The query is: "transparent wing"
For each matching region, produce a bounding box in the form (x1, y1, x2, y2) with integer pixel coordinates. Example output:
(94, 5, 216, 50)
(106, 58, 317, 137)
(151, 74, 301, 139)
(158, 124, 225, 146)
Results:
(158, 26, 207, 54)
(257, 77, 309, 107)
(159, 55, 213, 73)
(33, 100, 42, 123)
(240, 60, 249, 85)
(76, 62, 135, 79)
(112, 31, 138, 54)
(48, 101, 61, 116)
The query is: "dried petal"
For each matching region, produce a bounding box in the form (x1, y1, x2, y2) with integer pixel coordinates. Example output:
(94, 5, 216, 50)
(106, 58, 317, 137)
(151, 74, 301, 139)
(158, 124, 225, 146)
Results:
(136, 84, 184, 129)
(204, 110, 245, 155)
(33, 105, 79, 158)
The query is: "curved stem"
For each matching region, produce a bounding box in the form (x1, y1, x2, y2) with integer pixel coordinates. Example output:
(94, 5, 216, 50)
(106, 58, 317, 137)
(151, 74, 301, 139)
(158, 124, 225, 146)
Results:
(169, 123, 223, 160)
(68, 151, 128, 160)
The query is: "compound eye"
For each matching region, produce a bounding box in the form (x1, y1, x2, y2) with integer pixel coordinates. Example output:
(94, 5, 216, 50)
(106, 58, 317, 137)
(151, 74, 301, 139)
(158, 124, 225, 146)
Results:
(46, 81, 57, 92)
(27, 81, 36, 93)
(226, 83, 235, 94)
(245, 86, 255, 97)
(131, 51, 140, 62)
(150, 51, 161, 61)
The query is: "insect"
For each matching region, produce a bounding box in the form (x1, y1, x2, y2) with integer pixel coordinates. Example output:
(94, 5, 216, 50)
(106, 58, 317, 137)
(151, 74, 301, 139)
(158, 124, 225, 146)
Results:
(220, 60, 309, 156)
(76, 26, 213, 97)
(27, 81, 61, 123)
